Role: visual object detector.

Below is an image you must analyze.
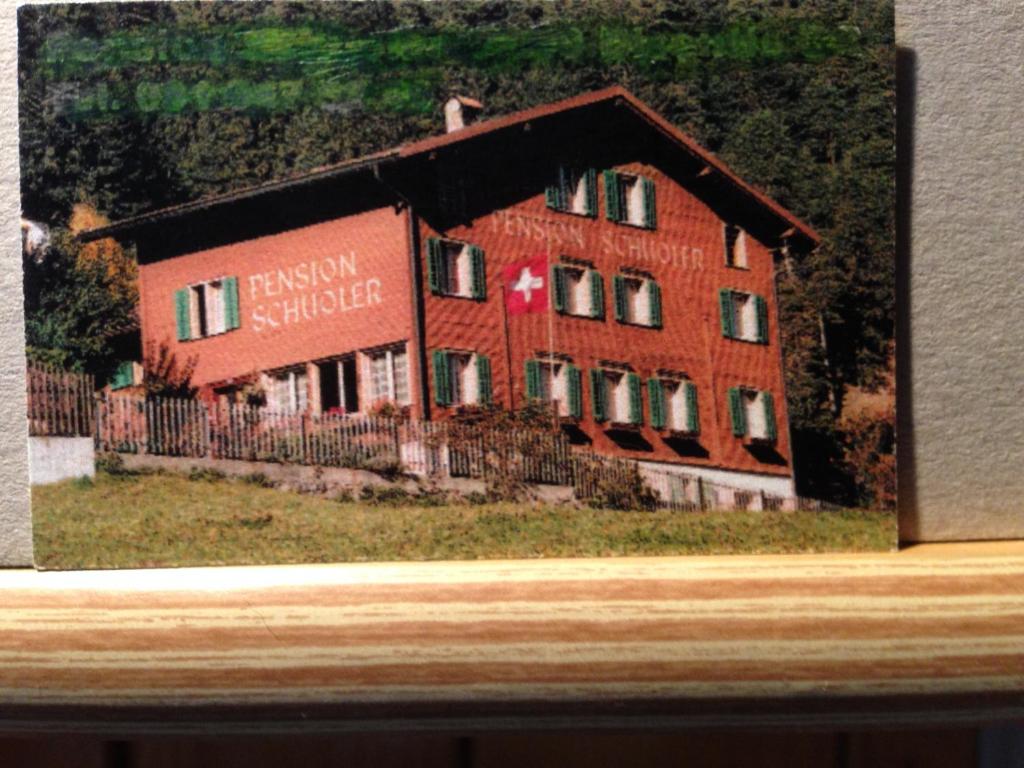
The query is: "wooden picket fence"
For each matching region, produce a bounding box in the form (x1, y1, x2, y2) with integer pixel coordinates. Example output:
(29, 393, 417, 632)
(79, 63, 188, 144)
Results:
(26, 362, 96, 437)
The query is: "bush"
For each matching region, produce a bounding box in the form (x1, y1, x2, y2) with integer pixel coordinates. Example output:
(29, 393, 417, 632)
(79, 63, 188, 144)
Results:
(576, 458, 660, 512)
(360, 454, 405, 479)
(464, 490, 490, 506)
(359, 485, 412, 505)
(188, 466, 226, 483)
(240, 471, 275, 488)
(96, 451, 126, 475)
(72, 474, 94, 489)
(333, 488, 355, 503)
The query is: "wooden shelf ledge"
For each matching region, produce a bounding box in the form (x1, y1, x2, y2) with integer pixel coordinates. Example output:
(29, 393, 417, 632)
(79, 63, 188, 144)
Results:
(1, 542, 1023, 733)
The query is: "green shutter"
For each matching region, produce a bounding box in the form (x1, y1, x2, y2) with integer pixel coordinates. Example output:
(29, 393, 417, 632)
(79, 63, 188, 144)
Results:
(603, 170, 621, 222)
(426, 238, 444, 294)
(755, 294, 768, 344)
(685, 382, 700, 434)
(589, 270, 605, 319)
(584, 168, 598, 217)
(627, 373, 642, 424)
(545, 184, 560, 210)
(566, 365, 583, 419)
(524, 359, 541, 400)
(728, 387, 746, 437)
(718, 288, 735, 339)
(648, 281, 662, 328)
(647, 378, 665, 429)
(589, 369, 607, 422)
(223, 276, 240, 330)
(110, 360, 133, 390)
(551, 265, 567, 313)
(175, 288, 191, 341)
(642, 177, 657, 229)
(613, 275, 627, 322)
(470, 245, 486, 300)
(476, 355, 492, 404)
(432, 350, 450, 406)
(763, 391, 777, 442)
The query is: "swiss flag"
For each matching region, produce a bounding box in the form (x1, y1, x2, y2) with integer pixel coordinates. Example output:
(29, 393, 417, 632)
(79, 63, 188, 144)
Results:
(503, 255, 549, 316)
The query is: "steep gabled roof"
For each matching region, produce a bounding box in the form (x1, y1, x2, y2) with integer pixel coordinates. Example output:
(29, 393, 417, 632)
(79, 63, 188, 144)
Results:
(81, 86, 819, 245)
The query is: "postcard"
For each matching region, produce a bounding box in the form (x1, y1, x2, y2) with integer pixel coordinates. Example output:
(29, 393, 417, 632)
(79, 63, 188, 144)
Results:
(19, 1, 896, 568)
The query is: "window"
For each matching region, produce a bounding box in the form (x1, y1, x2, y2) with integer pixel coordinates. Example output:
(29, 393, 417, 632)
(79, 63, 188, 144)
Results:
(603, 170, 656, 229)
(317, 357, 359, 415)
(525, 358, 583, 418)
(368, 344, 410, 406)
(728, 387, 778, 442)
(426, 238, 486, 299)
(589, 368, 642, 425)
(719, 288, 768, 343)
(433, 350, 492, 407)
(175, 276, 240, 341)
(545, 167, 598, 217)
(268, 367, 309, 414)
(648, 378, 699, 434)
(613, 274, 662, 328)
(724, 224, 748, 268)
(552, 265, 604, 319)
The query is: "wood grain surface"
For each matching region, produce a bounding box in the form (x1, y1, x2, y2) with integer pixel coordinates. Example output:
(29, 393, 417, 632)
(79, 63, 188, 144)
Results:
(1, 543, 1022, 734)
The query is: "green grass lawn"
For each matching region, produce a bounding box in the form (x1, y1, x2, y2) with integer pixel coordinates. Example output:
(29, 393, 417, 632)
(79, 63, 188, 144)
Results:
(32, 470, 896, 569)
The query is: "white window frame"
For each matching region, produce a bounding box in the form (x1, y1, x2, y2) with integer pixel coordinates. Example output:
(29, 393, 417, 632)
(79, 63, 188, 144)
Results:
(267, 367, 309, 414)
(662, 379, 694, 433)
(560, 265, 593, 317)
(744, 389, 770, 441)
(538, 359, 570, 417)
(619, 275, 651, 325)
(603, 369, 631, 425)
(619, 174, 646, 227)
(448, 351, 479, 407)
(732, 291, 760, 343)
(367, 344, 411, 407)
(724, 224, 748, 269)
(443, 241, 474, 298)
(568, 170, 593, 216)
(188, 277, 227, 339)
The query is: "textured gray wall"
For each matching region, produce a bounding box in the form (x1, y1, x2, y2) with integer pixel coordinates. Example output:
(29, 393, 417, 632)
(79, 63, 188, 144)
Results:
(1, 2, 1022, 565)
(1, 0, 32, 566)
(896, 1, 1024, 540)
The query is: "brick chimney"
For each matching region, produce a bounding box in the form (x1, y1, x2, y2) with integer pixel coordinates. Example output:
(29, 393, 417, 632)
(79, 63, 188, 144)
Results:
(444, 95, 483, 133)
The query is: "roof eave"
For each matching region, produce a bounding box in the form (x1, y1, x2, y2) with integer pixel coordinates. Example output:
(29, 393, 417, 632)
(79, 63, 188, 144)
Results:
(78, 151, 401, 243)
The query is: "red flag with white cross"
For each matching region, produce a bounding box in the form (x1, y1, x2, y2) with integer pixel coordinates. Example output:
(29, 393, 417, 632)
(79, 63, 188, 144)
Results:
(503, 255, 549, 315)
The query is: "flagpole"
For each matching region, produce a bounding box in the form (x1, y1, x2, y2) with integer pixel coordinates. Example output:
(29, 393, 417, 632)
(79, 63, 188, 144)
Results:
(545, 231, 557, 430)
(501, 279, 515, 411)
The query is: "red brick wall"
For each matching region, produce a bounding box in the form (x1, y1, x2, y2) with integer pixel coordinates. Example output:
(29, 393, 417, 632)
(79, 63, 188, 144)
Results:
(421, 162, 793, 477)
(138, 206, 415, 394)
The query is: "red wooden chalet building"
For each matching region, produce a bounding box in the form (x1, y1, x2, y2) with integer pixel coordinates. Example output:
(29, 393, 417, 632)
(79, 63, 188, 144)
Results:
(83, 87, 820, 500)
